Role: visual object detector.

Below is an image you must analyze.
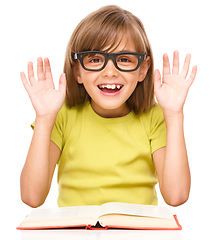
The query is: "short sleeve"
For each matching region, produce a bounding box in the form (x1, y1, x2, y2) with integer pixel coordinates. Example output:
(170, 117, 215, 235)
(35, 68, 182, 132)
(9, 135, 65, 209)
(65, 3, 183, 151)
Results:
(30, 104, 66, 151)
(149, 105, 166, 154)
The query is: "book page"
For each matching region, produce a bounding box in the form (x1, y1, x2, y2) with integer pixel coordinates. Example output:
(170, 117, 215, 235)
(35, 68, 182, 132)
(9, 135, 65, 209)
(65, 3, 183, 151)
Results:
(99, 214, 178, 229)
(25, 205, 100, 221)
(99, 202, 174, 220)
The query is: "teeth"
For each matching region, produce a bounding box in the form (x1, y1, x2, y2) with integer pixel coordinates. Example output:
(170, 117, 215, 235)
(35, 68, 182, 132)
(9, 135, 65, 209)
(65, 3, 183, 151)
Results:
(99, 84, 122, 90)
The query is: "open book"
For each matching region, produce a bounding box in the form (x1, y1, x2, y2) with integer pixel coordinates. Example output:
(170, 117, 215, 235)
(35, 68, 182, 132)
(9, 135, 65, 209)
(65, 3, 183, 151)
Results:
(17, 202, 182, 230)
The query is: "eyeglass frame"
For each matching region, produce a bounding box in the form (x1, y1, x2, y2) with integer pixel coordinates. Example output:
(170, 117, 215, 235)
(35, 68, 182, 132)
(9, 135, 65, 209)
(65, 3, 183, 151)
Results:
(73, 51, 147, 72)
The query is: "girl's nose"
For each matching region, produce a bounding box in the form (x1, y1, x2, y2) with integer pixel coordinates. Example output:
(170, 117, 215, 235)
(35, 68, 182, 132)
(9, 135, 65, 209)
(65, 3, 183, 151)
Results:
(102, 59, 119, 78)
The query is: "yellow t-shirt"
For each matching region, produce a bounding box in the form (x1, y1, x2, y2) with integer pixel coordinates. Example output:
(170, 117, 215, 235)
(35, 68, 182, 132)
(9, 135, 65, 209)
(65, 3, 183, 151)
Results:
(45, 102, 166, 207)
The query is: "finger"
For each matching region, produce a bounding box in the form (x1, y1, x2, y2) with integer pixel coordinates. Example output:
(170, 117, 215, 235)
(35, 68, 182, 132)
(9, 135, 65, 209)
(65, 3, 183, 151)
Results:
(154, 69, 162, 92)
(180, 54, 191, 79)
(163, 53, 171, 76)
(20, 72, 31, 93)
(186, 65, 197, 87)
(37, 57, 45, 81)
(58, 73, 67, 95)
(44, 58, 53, 80)
(172, 50, 179, 75)
(27, 61, 37, 85)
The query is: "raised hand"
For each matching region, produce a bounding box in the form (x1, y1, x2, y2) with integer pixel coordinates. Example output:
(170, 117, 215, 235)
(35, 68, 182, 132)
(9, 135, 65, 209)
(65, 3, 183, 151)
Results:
(154, 51, 197, 115)
(21, 58, 66, 118)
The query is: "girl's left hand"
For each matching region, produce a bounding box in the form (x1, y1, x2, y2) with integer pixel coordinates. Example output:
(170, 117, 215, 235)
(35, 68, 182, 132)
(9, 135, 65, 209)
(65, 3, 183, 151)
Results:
(154, 51, 197, 115)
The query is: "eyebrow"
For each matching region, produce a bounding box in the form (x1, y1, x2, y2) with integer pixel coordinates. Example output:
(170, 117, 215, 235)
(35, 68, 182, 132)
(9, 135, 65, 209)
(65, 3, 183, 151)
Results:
(110, 49, 136, 54)
(119, 50, 134, 53)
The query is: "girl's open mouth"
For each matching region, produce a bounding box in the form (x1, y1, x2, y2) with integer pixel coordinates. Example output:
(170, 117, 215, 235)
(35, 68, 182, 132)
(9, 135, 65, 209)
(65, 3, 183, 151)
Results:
(97, 84, 123, 95)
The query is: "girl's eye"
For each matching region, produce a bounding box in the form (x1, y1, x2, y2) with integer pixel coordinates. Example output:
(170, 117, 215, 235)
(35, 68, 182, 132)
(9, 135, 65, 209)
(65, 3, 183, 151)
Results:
(118, 58, 131, 63)
(90, 58, 103, 63)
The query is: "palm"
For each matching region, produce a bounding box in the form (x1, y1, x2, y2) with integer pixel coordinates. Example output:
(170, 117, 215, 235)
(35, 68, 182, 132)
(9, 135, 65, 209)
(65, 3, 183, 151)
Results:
(154, 51, 197, 114)
(28, 77, 65, 117)
(21, 58, 66, 118)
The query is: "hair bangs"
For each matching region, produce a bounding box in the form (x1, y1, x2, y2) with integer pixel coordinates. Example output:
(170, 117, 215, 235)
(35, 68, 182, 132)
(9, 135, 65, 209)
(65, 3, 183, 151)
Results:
(93, 15, 149, 55)
(76, 12, 130, 53)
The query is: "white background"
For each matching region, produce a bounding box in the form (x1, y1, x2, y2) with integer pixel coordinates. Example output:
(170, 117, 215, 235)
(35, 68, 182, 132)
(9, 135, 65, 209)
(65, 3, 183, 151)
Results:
(1, 0, 214, 239)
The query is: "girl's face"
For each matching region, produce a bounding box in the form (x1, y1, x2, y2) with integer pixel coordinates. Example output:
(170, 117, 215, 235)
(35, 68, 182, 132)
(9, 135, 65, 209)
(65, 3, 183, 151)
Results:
(74, 36, 151, 118)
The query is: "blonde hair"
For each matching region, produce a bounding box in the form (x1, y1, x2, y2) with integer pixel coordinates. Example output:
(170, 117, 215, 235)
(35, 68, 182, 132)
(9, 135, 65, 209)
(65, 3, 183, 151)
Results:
(64, 5, 155, 114)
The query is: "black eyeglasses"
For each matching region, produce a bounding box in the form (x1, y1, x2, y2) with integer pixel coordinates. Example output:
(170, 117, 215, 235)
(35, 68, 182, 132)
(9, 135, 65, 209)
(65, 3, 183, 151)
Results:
(74, 51, 147, 72)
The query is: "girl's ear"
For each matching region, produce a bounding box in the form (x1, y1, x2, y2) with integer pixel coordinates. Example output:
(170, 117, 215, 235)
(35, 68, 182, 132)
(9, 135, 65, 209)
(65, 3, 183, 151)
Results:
(138, 56, 151, 82)
(73, 65, 83, 84)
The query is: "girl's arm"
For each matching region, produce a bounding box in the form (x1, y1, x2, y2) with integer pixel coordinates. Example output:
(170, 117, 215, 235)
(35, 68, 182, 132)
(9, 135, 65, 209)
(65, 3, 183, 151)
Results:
(153, 51, 197, 206)
(20, 58, 66, 207)
(20, 117, 60, 208)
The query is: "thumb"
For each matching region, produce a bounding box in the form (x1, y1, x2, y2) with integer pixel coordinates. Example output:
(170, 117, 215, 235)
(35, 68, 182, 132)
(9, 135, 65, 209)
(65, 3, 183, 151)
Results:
(154, 69, 162, 92)
(58, 73, 67, 95)
(20, 72, 32, 95)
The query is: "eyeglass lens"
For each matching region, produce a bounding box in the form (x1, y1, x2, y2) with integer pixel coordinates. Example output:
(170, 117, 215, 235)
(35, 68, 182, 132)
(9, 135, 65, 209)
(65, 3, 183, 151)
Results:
(82, 53, 139, 71)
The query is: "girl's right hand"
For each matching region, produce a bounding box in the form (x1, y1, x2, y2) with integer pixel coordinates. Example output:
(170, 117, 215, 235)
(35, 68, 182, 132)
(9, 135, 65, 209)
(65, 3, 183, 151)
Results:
(20, 58, 66, 119)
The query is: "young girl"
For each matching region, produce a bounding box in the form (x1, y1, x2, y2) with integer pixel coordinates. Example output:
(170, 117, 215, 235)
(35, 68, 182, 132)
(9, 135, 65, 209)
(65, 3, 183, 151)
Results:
(20, 5, 197, 208)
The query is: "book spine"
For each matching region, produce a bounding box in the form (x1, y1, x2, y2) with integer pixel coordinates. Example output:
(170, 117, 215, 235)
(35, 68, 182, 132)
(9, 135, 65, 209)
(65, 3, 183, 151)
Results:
(85, 225, 108, 230)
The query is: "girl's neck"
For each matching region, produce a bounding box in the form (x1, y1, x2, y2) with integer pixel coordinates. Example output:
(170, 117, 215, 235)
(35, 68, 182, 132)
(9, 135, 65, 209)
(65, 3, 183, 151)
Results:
(90, 101, 131, 118)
